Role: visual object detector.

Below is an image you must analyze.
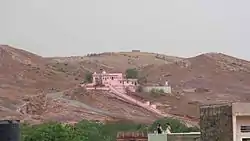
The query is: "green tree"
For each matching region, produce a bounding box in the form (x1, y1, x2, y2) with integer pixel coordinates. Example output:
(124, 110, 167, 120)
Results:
(21, 118, 199, 141)
(159, 89, 164, 93)
(150, 88, 164, 94)
(21, 122, 87, 141)
(150, 88, 165, 98)
(125, 68, 138, 79)
(136, 85, 143, 92)
(84, 72, 93, 83)
(100, 120, 147, 141)
(74, 120, 102, 141)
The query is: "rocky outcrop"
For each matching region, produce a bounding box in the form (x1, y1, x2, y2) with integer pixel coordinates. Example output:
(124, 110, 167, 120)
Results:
(18, 93, 50, 115)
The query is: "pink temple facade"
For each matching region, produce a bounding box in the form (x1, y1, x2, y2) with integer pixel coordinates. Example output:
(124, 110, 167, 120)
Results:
(82, 70, 165, 115)
(83, 71, 138, 93)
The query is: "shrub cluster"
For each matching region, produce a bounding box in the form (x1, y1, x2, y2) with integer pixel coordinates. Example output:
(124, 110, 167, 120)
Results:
(21, 118, 199, 141)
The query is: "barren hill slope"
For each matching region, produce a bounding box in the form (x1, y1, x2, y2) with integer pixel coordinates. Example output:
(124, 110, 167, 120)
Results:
(0, 45, 79, 121)
(2, 45, 250, 125)
(138, 53, 250, 119)
(0, 45, 77, 95)
(49, 52, 182, 72)
(48, 51, 250, 122)
(0, 46, 167, 123)
(143, 53, 250, 92)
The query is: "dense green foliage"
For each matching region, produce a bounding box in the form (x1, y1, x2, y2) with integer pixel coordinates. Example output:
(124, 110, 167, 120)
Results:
(125, 68, 138, 79)
(149, 88, 165, 97)
(21, 118, 199, 141)
(150, 88, 164, 94)
(84, 72, 93, 83)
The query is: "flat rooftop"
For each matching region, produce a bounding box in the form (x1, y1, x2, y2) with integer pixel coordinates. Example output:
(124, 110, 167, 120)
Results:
(200, 102, 250, 116)
(232, 102, 250, 116)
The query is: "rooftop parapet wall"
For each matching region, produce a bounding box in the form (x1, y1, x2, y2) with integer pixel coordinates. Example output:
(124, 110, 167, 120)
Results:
(168, 133, 200, 141)
(200, 104, 233, 141)
(232, 102, 250, 116)
(117, 132, 147, 141)
(148, 133, 200, 141)
(142, 86, 172, 94)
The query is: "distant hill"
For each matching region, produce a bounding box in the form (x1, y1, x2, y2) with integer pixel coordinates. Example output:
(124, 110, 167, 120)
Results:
(2, 45, 250, 124)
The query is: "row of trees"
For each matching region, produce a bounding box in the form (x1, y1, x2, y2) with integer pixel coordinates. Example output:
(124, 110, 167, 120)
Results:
(21, 118, 199, 141)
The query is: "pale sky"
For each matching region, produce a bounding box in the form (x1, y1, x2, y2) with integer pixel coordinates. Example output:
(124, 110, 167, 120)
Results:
(0, 0, 250, 59)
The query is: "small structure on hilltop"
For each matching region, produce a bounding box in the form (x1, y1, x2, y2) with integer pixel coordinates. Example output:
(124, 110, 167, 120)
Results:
(83, 70, 138, 93)
(142, 81, 172, 94)
(132, 50, 140, 52)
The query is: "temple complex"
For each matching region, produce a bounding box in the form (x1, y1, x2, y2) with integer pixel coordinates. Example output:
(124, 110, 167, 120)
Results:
(83, 70, 138, 93)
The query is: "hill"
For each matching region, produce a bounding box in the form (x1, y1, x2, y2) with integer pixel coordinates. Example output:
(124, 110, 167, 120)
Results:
(49, 52, 182, 72)
(1, 45, 250, 125)
(138, 53, 250, 118)
(0, 45, 82, 121)
(0, 45, 167, 123)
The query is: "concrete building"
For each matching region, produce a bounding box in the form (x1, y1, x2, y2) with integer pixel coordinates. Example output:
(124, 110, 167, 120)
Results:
(83, 70, 138, 93)
(142, 81, 172, 94)
(82, 70, 166, 117)
(132, 50, 140, 52)
(117, 132, 200, 141)
(200, 102, 250, 141)
(83, 70, 172, 94)
(148, 132, 200, 141)
(232, 103, 250, 141)
(116, 102, 250, 141)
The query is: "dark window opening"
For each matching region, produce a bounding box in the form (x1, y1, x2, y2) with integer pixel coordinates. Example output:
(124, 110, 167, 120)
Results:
(241, 126, 250, 132)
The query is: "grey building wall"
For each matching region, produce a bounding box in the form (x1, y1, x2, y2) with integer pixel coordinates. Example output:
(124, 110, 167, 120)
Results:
(200, 104, 233, 141)
(167, 134, 200, 141)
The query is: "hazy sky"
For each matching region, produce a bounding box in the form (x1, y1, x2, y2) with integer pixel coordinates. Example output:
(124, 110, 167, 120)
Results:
(0, 0, 250, 59)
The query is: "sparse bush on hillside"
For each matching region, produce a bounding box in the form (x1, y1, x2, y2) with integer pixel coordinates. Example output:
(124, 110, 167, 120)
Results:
(150, 88, 164, 94)
(138, 76, 147, 84)
(84, 72, 93, 83)
(136, 85, 143, 92)
(125, 68, 138, 79)
(159, 89, 164, 93)
(150, 88, 165, 97)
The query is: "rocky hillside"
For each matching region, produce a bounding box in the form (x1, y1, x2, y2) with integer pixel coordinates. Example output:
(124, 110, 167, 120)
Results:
(138, 53, 250, 119)
(0, 45, 166, 123)
(1, 45, 250, 124)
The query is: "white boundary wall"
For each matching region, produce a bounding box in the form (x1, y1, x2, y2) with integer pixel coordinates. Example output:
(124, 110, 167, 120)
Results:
(143, 86, 172, 94)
